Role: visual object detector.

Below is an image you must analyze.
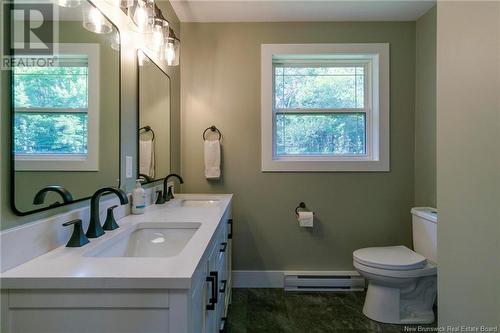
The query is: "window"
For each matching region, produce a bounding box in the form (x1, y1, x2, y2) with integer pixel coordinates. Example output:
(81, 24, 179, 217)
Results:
(13, 44, 100, 171)
(261, 44, 389, 172)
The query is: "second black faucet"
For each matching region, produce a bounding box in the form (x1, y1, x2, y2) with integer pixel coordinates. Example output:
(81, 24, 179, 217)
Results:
(162, 173, 184, 203)
(86, 187, 129, 238)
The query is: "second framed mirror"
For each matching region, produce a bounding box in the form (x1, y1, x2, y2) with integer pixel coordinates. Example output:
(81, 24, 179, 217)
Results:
(137, 50, 171, 184)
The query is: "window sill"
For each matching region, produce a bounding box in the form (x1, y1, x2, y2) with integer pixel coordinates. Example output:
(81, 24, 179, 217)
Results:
(261, 159, 389, 172)
(15, 155, 98, 172)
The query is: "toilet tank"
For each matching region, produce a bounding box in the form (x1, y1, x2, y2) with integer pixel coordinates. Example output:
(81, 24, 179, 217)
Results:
(411, 207, 438, 263)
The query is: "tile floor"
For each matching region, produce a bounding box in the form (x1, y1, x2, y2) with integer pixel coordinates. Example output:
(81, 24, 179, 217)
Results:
(226, 289, 437, 333)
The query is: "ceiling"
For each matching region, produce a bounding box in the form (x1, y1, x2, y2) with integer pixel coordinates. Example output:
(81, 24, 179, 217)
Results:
(169, 0, 436, 23)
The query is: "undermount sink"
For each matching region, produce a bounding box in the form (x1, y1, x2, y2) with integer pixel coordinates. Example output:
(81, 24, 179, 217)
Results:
(85, 222, 201, 258)
(180, 199, 220, 207)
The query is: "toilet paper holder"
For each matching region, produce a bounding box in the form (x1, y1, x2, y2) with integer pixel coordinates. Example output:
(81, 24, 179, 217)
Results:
(295, 202, 314, 216)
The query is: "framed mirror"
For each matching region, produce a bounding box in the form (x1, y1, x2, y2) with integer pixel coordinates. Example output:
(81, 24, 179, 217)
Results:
(10, 1, 121, 215)
(137, 50, 171, 184)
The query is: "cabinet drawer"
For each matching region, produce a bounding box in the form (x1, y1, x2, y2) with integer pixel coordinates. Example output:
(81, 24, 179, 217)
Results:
(9, 290, 169, 309)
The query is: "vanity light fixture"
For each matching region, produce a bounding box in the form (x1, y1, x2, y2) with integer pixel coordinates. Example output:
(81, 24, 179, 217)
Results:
(131, 0, 155, 33)
(82, 2, 112, 34)
(152, 17, 169, 51)
(54, 0, 82, 8)
(165, 33, 180, 66)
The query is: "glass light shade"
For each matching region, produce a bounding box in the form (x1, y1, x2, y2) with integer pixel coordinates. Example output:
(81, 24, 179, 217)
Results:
(54, 0, 82, 8)
(152, 18, 169, 51)
(132, 2, 154, 33)
(165, 37, 180, 66)
(82, 3, 112, 34)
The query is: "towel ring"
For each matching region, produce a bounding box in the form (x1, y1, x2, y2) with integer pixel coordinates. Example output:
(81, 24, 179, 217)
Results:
(139, 125, 155, 141)
(203, 125, 222, 141)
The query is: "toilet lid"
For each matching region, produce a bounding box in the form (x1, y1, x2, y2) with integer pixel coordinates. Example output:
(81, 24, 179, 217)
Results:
(353, 246, 426, 270)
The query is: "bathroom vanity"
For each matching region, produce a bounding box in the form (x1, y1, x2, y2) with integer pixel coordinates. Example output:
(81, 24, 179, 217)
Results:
(0, 194, 233, 333)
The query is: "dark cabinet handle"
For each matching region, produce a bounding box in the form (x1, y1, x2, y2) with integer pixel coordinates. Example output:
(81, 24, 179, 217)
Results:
(219, 317, 227, 333)
(206, 271, 218, 310)
(206, 275, 215, 310)
(228, 219, 233, 239)
(219, 279, 227, 294)
(220, 242, 227, 252)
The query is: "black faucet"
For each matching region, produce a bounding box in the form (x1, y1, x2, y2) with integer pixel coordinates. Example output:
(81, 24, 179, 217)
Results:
(163, 173, 184, 202)
(86, 187, 129, 238)
(33, 185, 73, 207)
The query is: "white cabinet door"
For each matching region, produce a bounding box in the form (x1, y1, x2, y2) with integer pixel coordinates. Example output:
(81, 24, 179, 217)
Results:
(190, 214, 232, 333)
(190, 270, 207, 333)
(205, 239, 220, 333)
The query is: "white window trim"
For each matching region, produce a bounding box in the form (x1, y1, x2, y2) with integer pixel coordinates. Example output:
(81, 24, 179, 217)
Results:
(15, 43, 100, 172)
(261, 43, 390, 172)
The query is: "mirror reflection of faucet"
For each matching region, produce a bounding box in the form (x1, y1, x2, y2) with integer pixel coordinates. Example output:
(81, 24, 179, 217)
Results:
(33, 185, 74, 207)
(158, 174, 184, 204)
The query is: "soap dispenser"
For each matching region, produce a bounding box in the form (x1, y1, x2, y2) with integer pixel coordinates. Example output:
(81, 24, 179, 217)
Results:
(131, 180, 145, 214)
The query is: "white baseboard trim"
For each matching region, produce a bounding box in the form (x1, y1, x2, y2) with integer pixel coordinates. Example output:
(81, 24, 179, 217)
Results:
(232, 270, 363, 289)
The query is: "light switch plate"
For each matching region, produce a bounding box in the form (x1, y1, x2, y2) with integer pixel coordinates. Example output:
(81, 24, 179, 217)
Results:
(125, 156, 133, 178)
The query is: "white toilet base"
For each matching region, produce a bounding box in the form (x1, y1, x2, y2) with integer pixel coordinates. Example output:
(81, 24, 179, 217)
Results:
(362, 276, 436, 324)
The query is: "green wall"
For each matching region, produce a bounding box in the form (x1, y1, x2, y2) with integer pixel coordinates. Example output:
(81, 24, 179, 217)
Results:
(415, 7, 437, 207)
(180, 22, 416, 271)
(437, 1, 500, 325)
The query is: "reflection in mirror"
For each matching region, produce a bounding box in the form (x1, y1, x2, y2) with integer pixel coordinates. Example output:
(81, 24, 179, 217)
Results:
(11, 1, 120, 215)
(137, 50, 171, 184)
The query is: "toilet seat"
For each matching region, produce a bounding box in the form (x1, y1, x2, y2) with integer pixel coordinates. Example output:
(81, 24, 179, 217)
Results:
(353, 259, 437, 278)
(353, 245, 426, 270)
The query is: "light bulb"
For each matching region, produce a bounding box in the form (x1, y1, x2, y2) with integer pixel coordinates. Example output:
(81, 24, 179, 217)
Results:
(153, 27, 164, 49)
(166, 41, 176, 66)
(82, 3, 112, 34)
(134, 6, 149, 33)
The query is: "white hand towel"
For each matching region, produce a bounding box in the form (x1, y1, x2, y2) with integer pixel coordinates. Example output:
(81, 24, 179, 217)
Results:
(204, 139, 221, 180)
(139, 139, 155, 178)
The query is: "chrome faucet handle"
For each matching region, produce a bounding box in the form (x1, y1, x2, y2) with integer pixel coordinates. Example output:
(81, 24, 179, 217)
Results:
(62, 219, 89, 247)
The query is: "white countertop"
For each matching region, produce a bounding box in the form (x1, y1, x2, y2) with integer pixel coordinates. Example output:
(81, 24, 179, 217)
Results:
(0, 194, 232, 290)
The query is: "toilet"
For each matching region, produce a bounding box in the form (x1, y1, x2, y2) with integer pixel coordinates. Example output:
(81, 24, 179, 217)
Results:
(353, 207, 438, 324)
